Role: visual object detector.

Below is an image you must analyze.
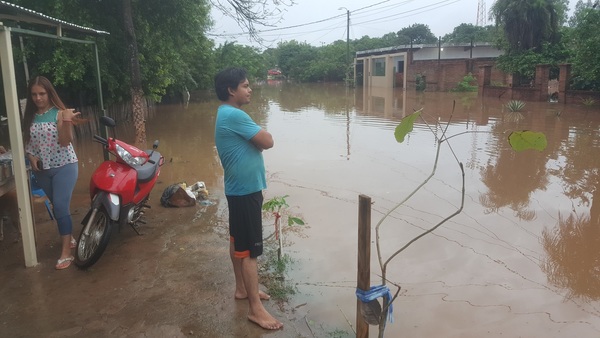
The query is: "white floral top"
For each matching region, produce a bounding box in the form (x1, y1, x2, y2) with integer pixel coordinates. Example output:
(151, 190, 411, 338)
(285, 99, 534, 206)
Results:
(26, 107, 78, 169)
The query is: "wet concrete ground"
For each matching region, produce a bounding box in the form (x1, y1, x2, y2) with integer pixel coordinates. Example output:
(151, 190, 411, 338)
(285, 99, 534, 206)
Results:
(0, 194, 312, 337)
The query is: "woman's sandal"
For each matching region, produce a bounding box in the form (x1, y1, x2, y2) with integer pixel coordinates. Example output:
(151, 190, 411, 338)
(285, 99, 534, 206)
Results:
(55, 256, 74, 270)
(70, 237, 77, 249)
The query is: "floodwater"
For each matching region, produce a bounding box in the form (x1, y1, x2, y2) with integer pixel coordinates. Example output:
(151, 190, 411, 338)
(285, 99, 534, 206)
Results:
(4, 82, 599, 337)
(144, 82, 598, 338)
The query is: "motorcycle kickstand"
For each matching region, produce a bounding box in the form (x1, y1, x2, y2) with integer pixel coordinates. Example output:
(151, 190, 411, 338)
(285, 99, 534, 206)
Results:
(129, 222, 143, 235)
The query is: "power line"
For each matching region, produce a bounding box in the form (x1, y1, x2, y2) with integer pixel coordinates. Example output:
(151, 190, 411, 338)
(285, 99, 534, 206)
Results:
(209, 0, 465, 43)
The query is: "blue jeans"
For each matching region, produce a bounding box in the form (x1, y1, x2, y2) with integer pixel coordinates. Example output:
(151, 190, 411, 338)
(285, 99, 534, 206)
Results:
(33, 162, 78, 236)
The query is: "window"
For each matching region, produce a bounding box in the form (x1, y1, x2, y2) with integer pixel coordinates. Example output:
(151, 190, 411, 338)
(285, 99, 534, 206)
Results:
(373, 58, 385, 76)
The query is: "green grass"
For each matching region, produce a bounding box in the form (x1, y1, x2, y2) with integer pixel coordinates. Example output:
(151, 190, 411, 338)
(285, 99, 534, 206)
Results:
(258, 249, 297, 301)
(327, 329, 351, 337)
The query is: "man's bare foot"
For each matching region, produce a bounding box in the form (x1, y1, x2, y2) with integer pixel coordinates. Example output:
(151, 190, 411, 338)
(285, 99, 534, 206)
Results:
(248, 310, 283, 330)
(235, 290, 271, 300)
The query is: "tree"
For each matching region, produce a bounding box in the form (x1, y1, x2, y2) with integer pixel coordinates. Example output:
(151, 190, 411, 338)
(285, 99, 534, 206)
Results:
(491, 0, 562, 53)
(209, 0, 295, 43)
(442, 23, 499, 44)
(122, 0, 146, 146)
(214, 42, 267, 81)
(495, 41, 569, 82)
(135, 0, 214, 100)
(276, 40, 317, 82)
(380, 32, 400, 46)
(490, 0, 571, 84)
(307, 41, 347, 82)
(566, 1, 600, 90)
(397, 23, 437, 45)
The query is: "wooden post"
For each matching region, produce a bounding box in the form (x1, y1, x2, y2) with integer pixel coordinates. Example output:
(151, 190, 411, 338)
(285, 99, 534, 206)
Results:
(357, 194, 371, 338)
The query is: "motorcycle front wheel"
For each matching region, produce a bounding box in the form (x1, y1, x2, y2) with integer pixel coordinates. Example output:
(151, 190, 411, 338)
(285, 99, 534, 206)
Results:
(75, 207, 112, 269)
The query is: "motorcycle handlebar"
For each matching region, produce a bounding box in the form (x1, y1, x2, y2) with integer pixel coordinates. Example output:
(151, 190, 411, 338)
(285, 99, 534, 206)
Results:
(93, 135, 108, 145)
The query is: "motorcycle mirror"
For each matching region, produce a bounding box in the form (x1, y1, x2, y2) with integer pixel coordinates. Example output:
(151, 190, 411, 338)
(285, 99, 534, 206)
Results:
(152, 140, 159, 149)
(99, 116, 116, 128)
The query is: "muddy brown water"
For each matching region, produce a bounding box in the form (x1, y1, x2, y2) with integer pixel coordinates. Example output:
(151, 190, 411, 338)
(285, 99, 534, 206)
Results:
(1, 83, 600, 337)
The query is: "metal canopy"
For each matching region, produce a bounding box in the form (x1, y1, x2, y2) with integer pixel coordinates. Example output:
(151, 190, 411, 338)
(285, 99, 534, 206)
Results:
(0, 1, 109, 36)
(0, 0, 108, 267)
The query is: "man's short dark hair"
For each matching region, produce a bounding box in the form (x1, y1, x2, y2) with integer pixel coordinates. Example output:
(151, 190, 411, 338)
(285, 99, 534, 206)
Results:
(214, 67, 248, 101)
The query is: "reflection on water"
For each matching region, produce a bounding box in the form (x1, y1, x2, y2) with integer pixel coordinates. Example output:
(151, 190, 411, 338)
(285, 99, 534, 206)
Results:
(70, 83, 600, 337)
(542, 213, 600, 301)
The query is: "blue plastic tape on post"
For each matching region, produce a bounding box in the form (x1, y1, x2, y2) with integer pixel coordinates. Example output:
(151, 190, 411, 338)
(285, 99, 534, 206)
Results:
(355, 285, 394, 323)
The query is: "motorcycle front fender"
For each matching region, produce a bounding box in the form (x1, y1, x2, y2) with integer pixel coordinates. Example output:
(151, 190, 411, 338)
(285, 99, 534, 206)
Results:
(81, 191, 121, 224)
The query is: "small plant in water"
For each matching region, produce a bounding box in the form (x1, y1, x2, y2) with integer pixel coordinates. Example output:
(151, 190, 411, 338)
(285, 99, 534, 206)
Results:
(263, 195, 305, 260)
(505, 100, 526, 112)
(258, 250, 297, 301)
(581, 97, 596, 106)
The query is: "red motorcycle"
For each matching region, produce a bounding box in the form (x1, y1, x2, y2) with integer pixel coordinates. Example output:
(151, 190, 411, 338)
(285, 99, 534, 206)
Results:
(75, 116, 164, 268)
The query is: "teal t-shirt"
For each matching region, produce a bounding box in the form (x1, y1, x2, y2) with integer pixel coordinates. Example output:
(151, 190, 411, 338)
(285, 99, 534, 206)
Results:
(214, 104, 266, 196)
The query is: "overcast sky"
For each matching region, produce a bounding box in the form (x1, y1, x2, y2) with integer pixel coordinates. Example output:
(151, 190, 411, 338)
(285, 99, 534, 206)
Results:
(208, 0, 577, 50)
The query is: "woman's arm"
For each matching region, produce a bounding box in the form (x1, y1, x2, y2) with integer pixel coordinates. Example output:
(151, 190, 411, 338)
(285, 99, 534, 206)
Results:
(57, 109, 80, 147)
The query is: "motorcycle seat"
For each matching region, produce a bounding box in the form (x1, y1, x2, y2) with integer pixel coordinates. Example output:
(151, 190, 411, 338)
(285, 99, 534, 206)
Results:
(135, 150, 162, 183)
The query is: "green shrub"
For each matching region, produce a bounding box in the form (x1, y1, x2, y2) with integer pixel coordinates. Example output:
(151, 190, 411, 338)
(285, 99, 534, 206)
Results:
(505, 100, 526, 112)
(416, 74, 426, 91)
(452, 73, 478, 92)
(581, 98, 596, 106)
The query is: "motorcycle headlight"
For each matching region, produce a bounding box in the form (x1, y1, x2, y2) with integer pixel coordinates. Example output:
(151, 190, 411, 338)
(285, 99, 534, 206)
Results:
(116, 144, 147, 166)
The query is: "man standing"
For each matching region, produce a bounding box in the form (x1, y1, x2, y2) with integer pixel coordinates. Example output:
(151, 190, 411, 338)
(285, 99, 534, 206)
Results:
(214, 67, 282, 330)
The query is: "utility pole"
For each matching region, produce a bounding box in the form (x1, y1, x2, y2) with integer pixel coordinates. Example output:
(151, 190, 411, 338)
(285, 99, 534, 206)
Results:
(339, 7, 350, 85)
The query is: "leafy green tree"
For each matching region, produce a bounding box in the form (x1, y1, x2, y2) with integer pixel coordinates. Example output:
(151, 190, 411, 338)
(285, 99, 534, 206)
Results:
(442, 24, 500, 43)
(9, 0, 113, 101)
(491, 0, 562, 52)
(353, 35, 386, 51)
(566, 1, 600, 90)
(214, 42, 267, 81)
(490, 0, 571, 85)
(380, 32, 400, 46)
(495, 41, 569, 82)
(397, 23, 437, 45)
(9, 0, 214, 103)
(135, 0, 214, 99)
(261, 48, 279, 70)
(306, 41, 346, 82)
(276, 40, 317, 82)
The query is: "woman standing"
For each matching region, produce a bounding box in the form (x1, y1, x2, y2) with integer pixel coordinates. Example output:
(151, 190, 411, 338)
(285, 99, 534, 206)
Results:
(23, 76, 80, 270)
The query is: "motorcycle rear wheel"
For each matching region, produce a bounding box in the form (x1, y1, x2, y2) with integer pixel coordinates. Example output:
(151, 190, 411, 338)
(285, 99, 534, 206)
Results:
(75, 207, 112, 268)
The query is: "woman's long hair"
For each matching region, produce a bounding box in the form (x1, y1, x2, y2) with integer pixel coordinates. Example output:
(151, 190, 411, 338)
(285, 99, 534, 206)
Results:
(22, 76, 67, 144)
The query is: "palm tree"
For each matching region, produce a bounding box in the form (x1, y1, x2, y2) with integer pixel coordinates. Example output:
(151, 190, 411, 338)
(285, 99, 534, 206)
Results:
(491, 0, 561, 52)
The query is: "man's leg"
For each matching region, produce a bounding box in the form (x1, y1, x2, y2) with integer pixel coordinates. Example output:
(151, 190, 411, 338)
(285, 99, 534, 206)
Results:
(231, 240, 270, 300)
(231, 240, 246, 298)
(241, 256, 283, 330)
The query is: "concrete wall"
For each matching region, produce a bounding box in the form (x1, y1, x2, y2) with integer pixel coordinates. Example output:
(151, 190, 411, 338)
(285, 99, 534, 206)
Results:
(412, 45, 503, 60)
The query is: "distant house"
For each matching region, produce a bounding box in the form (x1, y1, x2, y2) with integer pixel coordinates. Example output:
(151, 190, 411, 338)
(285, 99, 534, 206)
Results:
(354, 42, 503, 91)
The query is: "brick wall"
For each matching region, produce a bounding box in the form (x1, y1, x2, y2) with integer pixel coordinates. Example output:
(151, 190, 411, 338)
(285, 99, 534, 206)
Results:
(404, 58, 503, 91)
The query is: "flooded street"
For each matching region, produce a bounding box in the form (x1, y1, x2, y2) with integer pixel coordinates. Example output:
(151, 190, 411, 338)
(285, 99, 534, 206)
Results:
(2, 82, 600, 337)
(248, 84, 600, 337)
(144, 82, 600, 337)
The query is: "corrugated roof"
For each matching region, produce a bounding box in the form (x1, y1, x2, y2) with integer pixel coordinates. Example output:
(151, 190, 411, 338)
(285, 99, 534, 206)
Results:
(0, 1, 109, 36)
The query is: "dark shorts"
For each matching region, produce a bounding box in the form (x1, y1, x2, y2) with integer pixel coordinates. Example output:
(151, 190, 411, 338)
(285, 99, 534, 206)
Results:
(226, 191, 264, 258)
